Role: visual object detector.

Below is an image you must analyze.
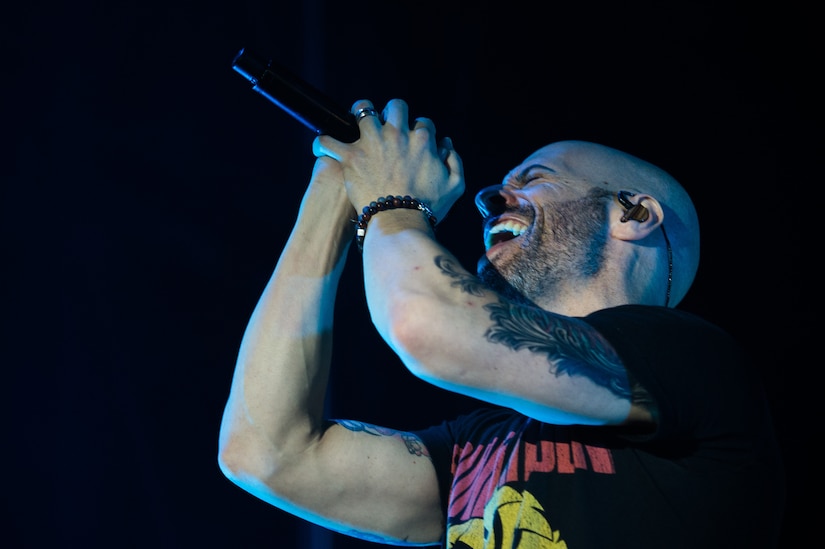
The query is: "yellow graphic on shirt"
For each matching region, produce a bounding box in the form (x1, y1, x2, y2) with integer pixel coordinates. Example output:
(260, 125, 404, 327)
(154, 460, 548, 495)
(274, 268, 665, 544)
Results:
(447, 485, 567, 548)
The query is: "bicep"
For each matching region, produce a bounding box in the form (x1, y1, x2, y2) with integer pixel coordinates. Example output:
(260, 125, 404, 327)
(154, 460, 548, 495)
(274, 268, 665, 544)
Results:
(264, 420, 444, 545)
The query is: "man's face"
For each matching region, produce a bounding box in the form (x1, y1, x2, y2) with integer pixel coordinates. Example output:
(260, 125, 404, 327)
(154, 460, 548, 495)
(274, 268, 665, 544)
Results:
(475, 154, 612, 305)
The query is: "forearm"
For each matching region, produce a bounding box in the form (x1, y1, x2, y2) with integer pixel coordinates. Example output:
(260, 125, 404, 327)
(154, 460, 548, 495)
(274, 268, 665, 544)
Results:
(361, 211, 636, 426)
(360, 209, 478, 363)
(219, 174, 354, 480)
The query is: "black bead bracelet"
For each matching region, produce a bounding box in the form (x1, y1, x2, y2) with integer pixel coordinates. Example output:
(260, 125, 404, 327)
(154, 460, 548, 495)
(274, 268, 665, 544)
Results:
(354, 195, 437, 252)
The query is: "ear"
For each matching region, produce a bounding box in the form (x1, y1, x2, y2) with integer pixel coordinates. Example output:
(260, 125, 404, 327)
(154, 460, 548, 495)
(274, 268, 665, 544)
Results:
(610, 193, 664, 242)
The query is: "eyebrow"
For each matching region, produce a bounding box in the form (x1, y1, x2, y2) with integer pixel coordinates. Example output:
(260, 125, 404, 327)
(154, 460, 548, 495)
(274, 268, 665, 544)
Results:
(509, 164, 558, 186)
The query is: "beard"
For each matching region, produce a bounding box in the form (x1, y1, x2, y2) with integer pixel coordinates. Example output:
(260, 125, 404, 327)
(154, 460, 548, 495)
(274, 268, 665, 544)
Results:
(477, 188, 611, 305)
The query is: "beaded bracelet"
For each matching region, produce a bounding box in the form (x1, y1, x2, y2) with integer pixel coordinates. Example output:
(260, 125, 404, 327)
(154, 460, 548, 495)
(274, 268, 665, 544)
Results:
(354, 195, 437, 252)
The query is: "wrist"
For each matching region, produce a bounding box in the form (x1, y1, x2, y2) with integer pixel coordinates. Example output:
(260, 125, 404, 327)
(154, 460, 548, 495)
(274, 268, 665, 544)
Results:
(355, 195, 437, 252)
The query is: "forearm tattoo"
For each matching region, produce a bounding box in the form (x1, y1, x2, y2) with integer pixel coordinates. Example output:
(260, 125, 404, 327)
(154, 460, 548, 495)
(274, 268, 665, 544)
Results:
(335, 419, 430, 457)
(434, 255, 487, 296)
(483, 301, 631, 399)
(433, 255, 631, 400)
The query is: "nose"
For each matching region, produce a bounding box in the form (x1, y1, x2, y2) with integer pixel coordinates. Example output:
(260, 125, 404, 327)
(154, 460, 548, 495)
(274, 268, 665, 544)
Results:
(474, 185, 508, 218)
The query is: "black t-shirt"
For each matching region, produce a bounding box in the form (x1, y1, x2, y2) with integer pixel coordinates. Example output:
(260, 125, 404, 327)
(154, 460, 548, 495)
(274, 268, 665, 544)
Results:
(414, 305, 785, 548)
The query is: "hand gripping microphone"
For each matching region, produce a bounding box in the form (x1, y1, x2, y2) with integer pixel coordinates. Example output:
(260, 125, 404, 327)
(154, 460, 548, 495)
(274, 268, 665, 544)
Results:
(231, 48, 360, 143)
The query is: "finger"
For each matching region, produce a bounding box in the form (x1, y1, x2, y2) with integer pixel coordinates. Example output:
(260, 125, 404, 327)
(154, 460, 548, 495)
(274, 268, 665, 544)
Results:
(381, 98, 409, 129)
(437, 140, 449, 163)
(436, 135, 453, 163)
(440, 137, 464, 178)
(413, 116, 436, 135)
(312, 135, 342, 161)
(413, 116, 442, 158)
(351, 99, 382, 129)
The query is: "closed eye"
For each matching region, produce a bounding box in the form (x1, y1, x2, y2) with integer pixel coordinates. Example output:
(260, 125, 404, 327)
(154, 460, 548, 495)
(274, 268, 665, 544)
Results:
(509, 164, 558, 188)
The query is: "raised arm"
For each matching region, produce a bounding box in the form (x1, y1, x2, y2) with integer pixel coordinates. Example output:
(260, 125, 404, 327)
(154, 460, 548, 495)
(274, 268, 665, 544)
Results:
(316, 99, 650, 427)
(217, 157, 443, 545)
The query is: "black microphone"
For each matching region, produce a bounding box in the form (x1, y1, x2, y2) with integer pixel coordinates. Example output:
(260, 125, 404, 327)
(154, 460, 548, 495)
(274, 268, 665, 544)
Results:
(231, 48, 359, 143)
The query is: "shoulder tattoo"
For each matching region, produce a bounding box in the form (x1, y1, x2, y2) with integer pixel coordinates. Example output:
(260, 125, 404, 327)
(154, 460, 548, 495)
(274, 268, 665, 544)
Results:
(335, 420, 430, 458)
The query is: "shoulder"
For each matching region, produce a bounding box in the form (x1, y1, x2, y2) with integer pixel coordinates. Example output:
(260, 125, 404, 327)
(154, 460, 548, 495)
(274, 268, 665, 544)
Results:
(581, 304, 743, 383)
(583, 304, 727, 334)
(582, 305, 740, 364)
(582, 305, 765, 439)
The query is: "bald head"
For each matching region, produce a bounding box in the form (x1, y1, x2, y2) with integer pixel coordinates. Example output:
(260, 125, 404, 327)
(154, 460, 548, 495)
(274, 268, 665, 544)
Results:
(520, 140, 700, 305)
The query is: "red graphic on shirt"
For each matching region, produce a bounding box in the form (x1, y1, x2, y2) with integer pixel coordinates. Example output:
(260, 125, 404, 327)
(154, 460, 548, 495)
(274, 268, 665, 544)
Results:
(449, 432, 615, 522)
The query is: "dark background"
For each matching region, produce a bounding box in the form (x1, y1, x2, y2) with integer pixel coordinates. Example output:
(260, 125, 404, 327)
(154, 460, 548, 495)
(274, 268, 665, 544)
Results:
(4, 1, 817, 547)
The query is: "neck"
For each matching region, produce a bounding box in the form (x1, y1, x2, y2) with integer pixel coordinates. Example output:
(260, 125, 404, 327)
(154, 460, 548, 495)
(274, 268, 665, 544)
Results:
(532, 277, 630, 317)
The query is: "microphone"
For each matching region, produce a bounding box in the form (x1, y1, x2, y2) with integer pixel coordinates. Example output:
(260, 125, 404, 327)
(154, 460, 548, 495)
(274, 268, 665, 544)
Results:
(231, 48, 360, 143)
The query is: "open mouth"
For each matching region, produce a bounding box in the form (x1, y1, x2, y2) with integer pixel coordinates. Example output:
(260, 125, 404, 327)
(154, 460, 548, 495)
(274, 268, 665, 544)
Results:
(485, 219, 529, 249)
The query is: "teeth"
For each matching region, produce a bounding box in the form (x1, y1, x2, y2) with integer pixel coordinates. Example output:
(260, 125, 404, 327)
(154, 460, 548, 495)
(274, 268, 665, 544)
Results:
(489, 220, 527, 237)
(485, 219, 528, 249)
